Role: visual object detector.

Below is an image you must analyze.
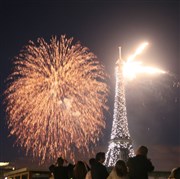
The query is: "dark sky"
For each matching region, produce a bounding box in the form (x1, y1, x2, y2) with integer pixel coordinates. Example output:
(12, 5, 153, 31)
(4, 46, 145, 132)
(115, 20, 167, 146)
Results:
(0, 0, 179, 171)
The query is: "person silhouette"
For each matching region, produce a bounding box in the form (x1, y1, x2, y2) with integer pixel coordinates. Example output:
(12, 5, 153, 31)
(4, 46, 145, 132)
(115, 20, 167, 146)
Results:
(73, 160, 88, 179)
(49, 157, 71, 179)
(127, 146, 154, 179)
(107, 160, 129, 179)
(168, 167, 180, 179)
(85, 158, 96, 179)
(91, 152, 109, 179)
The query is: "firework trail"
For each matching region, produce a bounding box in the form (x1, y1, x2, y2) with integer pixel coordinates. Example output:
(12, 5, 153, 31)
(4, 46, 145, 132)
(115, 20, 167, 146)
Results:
(4, 35, 109, 163)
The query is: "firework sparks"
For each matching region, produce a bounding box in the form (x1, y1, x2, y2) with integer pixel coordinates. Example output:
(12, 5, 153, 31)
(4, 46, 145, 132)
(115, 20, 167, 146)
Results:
(4, 35, 109, 163)
(123, 42, 166, 80)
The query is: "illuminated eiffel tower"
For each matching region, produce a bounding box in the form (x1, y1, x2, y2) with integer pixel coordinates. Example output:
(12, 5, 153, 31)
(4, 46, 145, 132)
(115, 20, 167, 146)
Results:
(105, 47, 134, 166)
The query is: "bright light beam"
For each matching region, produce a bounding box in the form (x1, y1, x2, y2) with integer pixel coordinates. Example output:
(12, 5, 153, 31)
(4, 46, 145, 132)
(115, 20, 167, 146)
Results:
(127, 42, 148, 62)
(123, 42, 166, 80)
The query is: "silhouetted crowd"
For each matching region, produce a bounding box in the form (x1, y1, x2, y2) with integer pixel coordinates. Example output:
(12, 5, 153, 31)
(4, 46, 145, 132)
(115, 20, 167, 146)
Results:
(49, 145, 180, 179)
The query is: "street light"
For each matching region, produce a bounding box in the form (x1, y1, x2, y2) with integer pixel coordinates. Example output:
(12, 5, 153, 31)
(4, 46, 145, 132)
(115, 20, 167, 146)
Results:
(0, 162, 9, 167)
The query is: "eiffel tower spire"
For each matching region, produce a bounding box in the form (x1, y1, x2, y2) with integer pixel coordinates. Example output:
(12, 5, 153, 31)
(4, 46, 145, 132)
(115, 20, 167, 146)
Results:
(105, 47, 134, 166)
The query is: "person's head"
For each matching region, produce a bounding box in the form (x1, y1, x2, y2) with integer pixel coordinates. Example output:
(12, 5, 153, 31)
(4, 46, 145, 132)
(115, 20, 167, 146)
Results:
(89, 158, 96, 167)
(136, 146, 148, 157)
(115, 160, 128, 177)
(73, 161, 88, 179)
(168, 167, 180, 179)
(57, 157, 64, 166)
(96, 152, 106, 163)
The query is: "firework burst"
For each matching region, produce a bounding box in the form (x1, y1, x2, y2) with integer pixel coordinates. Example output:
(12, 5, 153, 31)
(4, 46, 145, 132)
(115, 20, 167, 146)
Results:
(4, 35, 109, 163)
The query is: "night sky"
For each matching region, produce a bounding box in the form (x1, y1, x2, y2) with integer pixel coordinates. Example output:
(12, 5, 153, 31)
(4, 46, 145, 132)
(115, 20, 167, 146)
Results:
(0, 0, 179, 171)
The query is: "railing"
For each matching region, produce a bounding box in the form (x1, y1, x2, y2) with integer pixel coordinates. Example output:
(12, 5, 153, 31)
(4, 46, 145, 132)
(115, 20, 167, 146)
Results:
(149, 171, 171, 179)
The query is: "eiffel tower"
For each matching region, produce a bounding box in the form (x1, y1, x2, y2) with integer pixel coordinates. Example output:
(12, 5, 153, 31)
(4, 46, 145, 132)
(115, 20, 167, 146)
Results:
(105, 47, 134, 166)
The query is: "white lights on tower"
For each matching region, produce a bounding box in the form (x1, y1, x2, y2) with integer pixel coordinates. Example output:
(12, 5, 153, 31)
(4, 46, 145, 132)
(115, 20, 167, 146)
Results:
(105, 42, 165, 166)
(105, 51, 134, 166)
